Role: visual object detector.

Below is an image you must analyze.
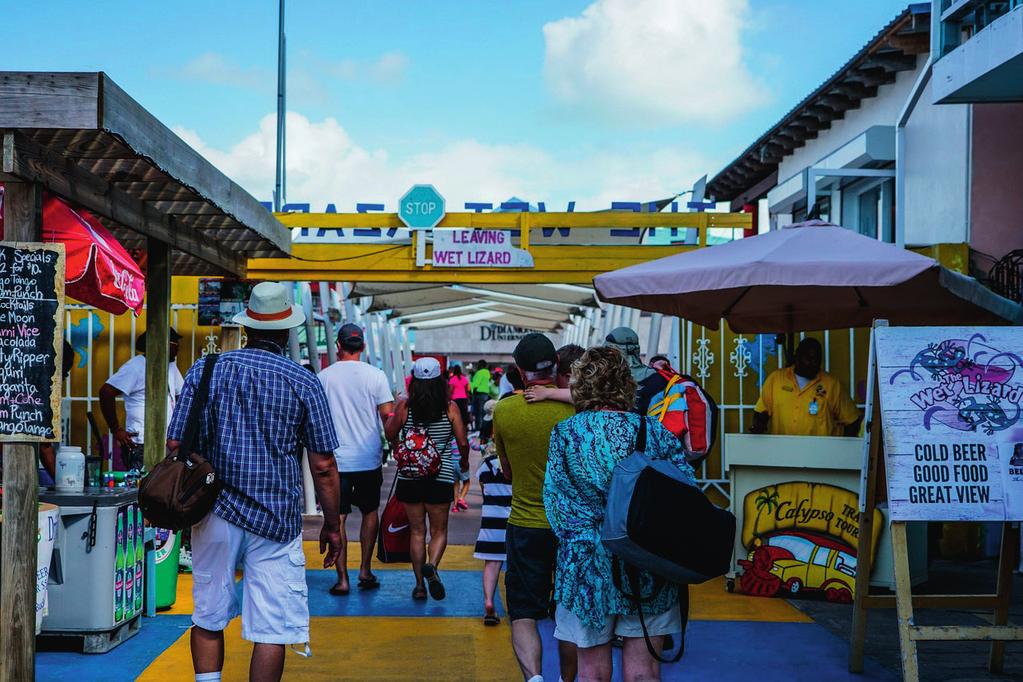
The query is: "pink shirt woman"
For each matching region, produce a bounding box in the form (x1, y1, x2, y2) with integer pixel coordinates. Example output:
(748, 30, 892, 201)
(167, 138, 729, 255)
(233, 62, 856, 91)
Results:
(449, 372, 469, 400)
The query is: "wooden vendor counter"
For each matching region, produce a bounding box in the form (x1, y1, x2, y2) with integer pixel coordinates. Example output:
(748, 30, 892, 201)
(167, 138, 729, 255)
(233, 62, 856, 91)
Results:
(725, 434, 927, 601)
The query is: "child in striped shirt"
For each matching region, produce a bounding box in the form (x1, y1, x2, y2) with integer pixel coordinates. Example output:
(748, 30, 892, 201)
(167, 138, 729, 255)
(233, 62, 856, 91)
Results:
(474, 444, 511, 626)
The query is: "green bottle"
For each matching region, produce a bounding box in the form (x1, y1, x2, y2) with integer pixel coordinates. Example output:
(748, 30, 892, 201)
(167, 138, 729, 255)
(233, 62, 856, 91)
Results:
(125, 508, 135, 615)
(134, 507, 144, 614)
(114, 512, 125, 623)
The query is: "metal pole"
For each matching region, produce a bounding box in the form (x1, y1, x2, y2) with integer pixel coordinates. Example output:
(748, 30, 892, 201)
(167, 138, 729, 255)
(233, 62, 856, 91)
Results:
(361, 305, 376, 365)
(388, 320, 404, 388)
(301, 283, 319, 372)
(378, 315, 394, 384)
(668, 317, 681, 370)
(318, 282, 337, 365)
(400, 325, 413, 377)
(273, 0, 286, 212)
(648, 312, 664, 356)
(286, 286, 300, 366)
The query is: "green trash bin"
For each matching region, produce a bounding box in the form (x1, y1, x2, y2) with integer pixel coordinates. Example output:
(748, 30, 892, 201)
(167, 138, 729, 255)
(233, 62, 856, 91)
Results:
(154, 528, 182, 609)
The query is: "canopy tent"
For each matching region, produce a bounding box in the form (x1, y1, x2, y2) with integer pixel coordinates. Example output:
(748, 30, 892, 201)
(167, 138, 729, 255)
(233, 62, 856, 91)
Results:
(593, 221, 1023, 332)
(355, 282, 597, 330)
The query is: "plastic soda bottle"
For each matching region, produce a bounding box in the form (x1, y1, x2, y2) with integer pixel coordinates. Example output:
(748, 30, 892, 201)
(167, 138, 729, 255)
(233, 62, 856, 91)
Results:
(134, 506, 144, 614)
(125, 508, 135, 615)
(114, 511, 125, 623)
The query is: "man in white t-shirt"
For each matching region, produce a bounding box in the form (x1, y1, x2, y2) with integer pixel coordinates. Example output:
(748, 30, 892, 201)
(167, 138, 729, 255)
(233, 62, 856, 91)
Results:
(99, 329, 185, 468)
(317, 323, 394, 595)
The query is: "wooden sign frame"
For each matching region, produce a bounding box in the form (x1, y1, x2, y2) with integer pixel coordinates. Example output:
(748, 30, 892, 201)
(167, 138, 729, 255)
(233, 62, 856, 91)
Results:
(0, 241, 65, 443)
(848, 321, 1023, 681)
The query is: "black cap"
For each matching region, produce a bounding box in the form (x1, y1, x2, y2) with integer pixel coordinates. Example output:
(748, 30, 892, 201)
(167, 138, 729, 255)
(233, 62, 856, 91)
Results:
(338, 323, 365, 350)
(513, 333, 557, 373)
(136, 328, 181, 351)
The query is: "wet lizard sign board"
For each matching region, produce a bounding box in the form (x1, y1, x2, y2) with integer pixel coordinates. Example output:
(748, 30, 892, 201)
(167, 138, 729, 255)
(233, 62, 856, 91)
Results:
(432, 229, 534, 268)
(0, 242, 65, 442)
(875, 326, 1023, 521)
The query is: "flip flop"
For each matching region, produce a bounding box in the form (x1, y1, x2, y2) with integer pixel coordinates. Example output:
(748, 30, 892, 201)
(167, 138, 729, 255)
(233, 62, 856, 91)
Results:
(483, 611, 500, 626)
(357, 576, 381, 590)
(422, 563, 446, 600)
(329, 584, 350, 596)
(412, 586, 428, 601)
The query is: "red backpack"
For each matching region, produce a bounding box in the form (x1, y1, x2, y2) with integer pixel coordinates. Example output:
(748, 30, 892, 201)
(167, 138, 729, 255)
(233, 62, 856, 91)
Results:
(394, 424, 443, 479)
(646, 367, 718, 463)
(377, 476, 411, 563)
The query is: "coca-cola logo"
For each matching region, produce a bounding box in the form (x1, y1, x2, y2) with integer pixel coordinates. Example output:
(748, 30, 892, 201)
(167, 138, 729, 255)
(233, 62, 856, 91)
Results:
(112, 268, 141, 303)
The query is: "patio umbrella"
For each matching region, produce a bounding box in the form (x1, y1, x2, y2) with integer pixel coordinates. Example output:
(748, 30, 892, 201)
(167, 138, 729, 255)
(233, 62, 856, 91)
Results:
(41, 193, 146, 315)
(593, 220, 1022, 333)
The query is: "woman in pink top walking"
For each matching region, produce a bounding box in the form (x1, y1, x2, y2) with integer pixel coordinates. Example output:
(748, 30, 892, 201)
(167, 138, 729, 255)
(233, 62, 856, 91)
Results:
(448, 364, 470, 426)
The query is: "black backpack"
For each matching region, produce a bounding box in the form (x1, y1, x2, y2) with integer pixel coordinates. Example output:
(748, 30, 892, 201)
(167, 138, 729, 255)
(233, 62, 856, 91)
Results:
(601, 417, 737, 663)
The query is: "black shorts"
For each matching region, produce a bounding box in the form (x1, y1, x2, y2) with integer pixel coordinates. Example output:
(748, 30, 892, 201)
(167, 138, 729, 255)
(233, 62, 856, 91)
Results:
(339, 467, 383, 515)
(395, 477, 454, 505)
(504, 524, 558, 621)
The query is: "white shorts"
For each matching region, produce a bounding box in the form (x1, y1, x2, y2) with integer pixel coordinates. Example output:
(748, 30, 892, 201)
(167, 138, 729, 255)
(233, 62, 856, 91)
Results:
(553, 603, 682, 649)
(190, 513, 309, 645)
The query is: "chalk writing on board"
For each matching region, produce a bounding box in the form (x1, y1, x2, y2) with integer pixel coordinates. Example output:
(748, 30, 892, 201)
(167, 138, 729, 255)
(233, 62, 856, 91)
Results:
(0, 243, 65, 442)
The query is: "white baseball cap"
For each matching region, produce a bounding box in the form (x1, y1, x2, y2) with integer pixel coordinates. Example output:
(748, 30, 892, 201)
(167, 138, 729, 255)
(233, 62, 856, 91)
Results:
(412, 357, 442, 380)
(232, 282, 305, 330)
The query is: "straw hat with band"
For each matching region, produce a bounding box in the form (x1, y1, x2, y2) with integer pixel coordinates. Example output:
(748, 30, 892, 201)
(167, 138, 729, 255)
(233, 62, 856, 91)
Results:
(232, 282, 306, 330)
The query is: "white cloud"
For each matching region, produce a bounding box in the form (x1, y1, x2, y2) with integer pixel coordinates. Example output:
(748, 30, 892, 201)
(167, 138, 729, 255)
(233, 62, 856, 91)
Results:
(543, 0, 767, 126)
(174, 112, 710, 210)
(177, 52, 271, 90)
(326, 51, 409, 85)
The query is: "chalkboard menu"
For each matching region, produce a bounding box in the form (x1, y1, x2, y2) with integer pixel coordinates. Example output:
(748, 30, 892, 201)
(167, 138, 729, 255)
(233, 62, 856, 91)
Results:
(876, 326, 1023, 521)
(0, 242, 65, 442)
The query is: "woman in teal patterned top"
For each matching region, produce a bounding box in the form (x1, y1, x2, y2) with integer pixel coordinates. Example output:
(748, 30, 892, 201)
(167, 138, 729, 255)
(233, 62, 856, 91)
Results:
(543, 346, 695, 680)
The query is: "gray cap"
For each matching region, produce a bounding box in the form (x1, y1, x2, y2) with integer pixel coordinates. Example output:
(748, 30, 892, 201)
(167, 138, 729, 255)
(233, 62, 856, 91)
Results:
(605, 326, 640, 351)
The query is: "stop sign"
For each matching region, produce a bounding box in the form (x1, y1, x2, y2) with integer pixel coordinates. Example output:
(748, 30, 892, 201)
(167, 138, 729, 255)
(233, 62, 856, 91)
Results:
(398, 184, 446, 229)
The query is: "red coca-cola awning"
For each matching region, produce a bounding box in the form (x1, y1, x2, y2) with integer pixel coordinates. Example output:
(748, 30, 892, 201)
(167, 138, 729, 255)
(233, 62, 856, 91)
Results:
(1, 186, 146, 315)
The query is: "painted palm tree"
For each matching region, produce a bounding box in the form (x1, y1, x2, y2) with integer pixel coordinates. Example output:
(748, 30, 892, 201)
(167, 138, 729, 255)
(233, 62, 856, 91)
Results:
(754, 489, 779, 514)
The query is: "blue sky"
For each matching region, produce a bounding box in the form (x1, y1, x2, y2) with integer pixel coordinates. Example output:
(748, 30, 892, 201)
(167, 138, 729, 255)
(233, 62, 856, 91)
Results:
(5, 0, 910, 210)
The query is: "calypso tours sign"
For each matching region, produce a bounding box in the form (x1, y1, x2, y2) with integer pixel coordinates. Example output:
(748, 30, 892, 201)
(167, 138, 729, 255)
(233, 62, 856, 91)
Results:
(737, 481, 882, 602)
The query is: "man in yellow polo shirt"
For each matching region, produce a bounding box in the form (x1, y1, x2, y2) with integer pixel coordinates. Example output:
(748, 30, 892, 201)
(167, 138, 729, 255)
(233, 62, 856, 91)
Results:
(751, 338, 861, 436)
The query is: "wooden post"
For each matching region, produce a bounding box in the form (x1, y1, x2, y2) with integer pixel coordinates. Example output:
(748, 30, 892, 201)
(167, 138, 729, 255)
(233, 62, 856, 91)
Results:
(988, 522, 1018, 673)
(1, 181, 42, 682)
(892, 521, 921, 681)
(220, 327, 242, 352)
(143, 237, 171, 471)
(848, 376, 882, 672)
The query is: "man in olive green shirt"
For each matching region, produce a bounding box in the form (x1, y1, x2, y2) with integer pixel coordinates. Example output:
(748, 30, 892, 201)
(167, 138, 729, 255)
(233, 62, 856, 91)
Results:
(494, 334, 576, 682)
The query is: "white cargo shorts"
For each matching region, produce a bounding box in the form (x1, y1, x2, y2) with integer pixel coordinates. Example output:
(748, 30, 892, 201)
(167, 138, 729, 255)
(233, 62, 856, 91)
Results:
(553, 603, 682, 649)
(190, 513, 309, 645)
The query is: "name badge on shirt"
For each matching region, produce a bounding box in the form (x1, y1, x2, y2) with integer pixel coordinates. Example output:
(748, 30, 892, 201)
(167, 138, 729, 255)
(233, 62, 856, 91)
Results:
(808, 399, 819, 416)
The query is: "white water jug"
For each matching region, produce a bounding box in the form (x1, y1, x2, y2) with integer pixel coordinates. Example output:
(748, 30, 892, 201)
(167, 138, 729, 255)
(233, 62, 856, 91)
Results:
(55, 445, 85, 493)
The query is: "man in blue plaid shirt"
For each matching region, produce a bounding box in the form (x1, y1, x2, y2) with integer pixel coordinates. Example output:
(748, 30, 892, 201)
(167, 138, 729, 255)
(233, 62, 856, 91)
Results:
(168, 282, 341, 682)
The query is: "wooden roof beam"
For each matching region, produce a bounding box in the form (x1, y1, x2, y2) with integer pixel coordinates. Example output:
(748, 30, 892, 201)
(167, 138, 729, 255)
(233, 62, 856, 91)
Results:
(831, 81, 878, 100)
(862, 51, 918, 72)
(846, 67, 894, 87)
(2, 131, 244, 275)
